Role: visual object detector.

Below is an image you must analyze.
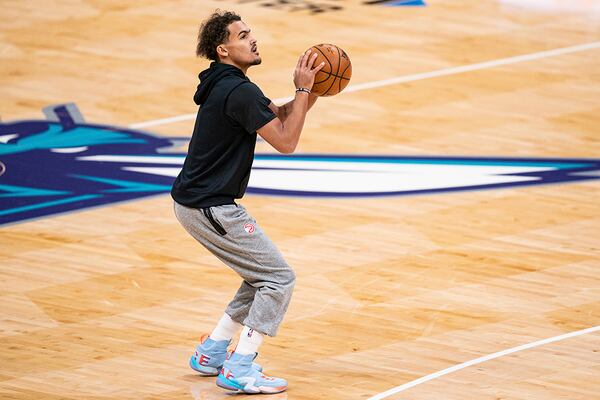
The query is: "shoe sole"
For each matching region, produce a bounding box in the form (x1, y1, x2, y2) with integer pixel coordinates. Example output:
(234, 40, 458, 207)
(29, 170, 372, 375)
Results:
(189, 358, 219, 376)
(216, 375, 287, 394)
(216, 375, 244, 393)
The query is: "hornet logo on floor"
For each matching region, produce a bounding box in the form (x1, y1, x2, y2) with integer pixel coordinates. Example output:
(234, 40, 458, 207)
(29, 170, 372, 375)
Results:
(1, 104, 599, 226)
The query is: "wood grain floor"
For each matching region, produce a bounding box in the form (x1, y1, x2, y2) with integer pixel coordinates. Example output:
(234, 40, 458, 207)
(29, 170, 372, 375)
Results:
(1, 1, 599, 399)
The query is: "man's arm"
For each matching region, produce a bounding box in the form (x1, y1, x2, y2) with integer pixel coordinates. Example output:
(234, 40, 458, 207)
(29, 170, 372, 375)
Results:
(258, 91, 310, 154)
(258, 50, 324, 154)
(268, 93, 318, 124)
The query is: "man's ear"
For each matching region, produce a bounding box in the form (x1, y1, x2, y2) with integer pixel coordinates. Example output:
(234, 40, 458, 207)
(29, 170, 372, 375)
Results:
(216, 45, 228, 58)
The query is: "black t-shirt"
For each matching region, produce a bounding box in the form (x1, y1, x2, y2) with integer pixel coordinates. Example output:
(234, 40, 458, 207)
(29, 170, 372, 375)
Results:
(171, 63, 276, 208)
(226, 83, 275, 134)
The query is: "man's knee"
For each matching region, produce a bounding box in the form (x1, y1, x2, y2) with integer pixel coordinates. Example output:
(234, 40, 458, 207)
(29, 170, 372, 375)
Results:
(262, 265, 295, 296)
(279, 265, 296, 287)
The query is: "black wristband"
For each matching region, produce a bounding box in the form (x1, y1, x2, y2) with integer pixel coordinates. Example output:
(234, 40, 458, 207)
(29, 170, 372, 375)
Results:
(295, 87, 311, 94)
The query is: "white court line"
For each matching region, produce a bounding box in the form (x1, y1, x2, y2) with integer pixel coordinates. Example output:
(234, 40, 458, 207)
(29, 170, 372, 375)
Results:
(367, 325, 600, 400)
(129, 41, 600, 130)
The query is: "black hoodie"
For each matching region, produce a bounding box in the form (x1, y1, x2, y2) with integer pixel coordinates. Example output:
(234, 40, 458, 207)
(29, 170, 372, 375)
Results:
(171, 62, 276, 208)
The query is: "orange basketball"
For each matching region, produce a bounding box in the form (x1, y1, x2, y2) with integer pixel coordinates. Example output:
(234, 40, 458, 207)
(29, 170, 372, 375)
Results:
(307, 43, 352, 97)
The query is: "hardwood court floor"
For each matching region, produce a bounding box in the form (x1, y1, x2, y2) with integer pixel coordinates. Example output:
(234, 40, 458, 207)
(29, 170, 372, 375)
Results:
(1, 1, 599, 399)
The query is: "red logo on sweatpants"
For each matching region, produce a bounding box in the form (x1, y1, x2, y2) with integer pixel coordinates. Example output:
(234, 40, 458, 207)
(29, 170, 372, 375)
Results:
(244, 223, 255, 234)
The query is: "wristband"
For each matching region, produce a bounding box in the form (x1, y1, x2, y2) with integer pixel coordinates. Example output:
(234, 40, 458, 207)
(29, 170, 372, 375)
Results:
(295, 87, 311, 94)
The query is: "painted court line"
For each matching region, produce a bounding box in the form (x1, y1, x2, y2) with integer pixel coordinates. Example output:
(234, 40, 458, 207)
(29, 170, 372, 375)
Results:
(367, 325, 600, 400)
(129, 41, 600, 130)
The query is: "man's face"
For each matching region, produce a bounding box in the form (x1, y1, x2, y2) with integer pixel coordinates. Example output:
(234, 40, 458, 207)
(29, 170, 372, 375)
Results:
(220, 20, 261, 68)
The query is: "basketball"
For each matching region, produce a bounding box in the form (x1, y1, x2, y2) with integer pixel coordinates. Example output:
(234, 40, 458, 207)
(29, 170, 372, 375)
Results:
(307, 43, 352, 97)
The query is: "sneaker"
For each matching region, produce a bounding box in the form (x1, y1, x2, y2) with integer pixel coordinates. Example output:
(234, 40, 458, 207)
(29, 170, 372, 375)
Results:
(189, 335, 262, 376)
(216, 352, 288, 394)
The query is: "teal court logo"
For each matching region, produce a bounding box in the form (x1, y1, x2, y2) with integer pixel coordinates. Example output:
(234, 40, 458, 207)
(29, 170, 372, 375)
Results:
(1, 104, 598, 226)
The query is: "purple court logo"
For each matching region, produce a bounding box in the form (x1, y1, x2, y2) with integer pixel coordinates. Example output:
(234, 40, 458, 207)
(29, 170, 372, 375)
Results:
(364, 0, 426, 6)
(219, 0, 425, 14)
(1, 104, 599, 226)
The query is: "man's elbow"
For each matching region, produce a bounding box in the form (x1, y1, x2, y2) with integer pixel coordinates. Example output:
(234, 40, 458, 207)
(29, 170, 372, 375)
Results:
(278, 142, 296, 154)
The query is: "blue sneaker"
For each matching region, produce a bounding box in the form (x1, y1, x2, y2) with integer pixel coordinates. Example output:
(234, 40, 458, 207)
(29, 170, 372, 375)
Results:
(189, 335, 229, 376)
(189, 335, 262, 376)
(217, 352, 288, 394)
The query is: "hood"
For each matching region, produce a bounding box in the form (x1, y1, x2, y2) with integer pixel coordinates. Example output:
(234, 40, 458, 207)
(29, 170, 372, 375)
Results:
(193, 62, 247, 105)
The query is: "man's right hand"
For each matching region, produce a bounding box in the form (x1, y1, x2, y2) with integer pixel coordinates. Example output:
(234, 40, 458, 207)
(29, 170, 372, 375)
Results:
(293, 50, 325, 91)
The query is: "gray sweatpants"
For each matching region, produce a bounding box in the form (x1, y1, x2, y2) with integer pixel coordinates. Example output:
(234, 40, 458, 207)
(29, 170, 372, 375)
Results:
(173, 201, 295, 337)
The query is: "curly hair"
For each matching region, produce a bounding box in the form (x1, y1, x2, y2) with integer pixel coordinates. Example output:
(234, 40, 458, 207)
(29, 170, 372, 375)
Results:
(196, 10, 241, 61)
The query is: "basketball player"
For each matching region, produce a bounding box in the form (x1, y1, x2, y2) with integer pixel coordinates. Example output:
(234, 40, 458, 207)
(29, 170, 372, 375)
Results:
(171, 10, 324, 394)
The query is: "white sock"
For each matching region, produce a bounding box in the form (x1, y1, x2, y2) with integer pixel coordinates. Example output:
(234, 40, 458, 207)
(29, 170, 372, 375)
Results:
(209, 313, 241, 341)
(235, 326, 264, 355)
